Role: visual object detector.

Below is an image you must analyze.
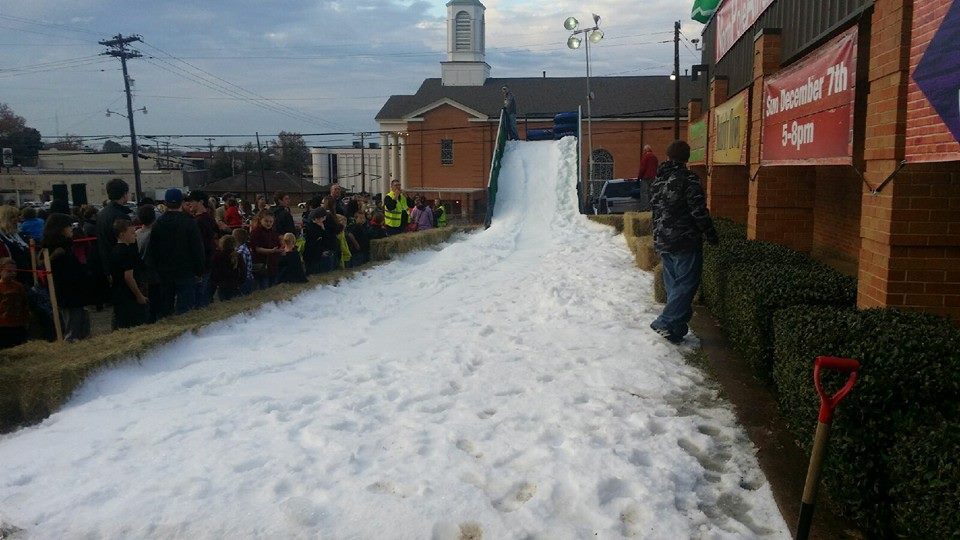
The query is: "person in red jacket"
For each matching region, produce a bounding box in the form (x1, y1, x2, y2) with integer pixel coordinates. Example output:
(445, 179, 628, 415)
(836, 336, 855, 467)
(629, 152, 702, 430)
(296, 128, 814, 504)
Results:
(223, 199, 243, 229)
(633, 145, 659, 209)
(637, 145, 659, 181)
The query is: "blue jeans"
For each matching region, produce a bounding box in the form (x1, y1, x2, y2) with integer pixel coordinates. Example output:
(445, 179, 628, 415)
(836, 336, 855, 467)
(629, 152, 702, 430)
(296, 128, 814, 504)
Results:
(156, 277, 198, 318)
(506, 113, 519, 140)
(195, 272, 212, 308)
(652, 248, 703, 339)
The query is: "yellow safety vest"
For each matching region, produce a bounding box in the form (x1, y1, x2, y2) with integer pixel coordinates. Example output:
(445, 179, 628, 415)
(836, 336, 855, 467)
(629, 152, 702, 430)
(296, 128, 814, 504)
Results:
(437, 205, 447, 227)
(383, 192, 408, 228)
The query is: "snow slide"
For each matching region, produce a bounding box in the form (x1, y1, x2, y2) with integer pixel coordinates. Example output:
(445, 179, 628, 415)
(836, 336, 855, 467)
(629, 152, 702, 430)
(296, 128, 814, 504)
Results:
(0, 138, 788, 538)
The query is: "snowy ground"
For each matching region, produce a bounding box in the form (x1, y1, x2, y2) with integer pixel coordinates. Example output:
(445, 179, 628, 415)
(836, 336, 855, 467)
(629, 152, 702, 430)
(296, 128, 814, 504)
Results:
(0, 138, 788, 539)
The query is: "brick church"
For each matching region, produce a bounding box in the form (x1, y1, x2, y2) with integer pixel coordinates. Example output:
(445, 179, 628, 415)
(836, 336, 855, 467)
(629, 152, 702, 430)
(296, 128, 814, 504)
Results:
(375, 0, 695, 219)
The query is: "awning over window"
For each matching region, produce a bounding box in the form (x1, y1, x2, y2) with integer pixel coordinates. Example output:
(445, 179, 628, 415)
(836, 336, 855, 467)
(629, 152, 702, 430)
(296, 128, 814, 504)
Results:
(691, 0, 721, 23)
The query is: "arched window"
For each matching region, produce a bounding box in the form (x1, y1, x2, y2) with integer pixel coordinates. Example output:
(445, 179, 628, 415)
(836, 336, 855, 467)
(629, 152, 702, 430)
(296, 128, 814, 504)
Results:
(591, 149, 614, 180)
(455, 11, 472, 51)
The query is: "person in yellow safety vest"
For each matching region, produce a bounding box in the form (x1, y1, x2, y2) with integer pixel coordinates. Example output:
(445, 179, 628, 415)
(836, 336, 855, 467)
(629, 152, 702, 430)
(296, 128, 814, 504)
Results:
(382, 179, 412, 235)
(433, 199, 447, 228)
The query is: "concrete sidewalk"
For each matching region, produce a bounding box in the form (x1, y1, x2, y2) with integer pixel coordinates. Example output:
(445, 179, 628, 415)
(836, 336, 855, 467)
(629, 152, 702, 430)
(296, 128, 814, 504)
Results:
(689, 308, 863, 540)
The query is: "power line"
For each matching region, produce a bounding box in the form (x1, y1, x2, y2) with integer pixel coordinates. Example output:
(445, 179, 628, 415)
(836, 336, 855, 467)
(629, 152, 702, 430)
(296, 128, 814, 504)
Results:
(140, 40, 346, 130)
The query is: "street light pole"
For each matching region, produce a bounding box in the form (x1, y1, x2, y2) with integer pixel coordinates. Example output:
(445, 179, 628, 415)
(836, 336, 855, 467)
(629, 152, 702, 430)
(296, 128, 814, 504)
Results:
(565, 14, 604, 213)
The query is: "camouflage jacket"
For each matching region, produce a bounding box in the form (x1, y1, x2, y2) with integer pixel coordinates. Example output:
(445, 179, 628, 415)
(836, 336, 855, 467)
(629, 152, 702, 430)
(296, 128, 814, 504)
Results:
(650, 160, 718, 253)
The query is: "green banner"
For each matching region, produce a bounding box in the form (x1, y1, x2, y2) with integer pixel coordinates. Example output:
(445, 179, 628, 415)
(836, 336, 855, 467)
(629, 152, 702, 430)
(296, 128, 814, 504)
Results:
(485, 111, 509, 229)
(691, 0, 720, 23)
(689, 117, 707, 164)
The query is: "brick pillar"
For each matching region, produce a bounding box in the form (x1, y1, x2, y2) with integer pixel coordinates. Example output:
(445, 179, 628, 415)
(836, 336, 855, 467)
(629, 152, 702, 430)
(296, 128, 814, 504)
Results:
(745, 29, 814, 251)
(688, 98, 703, 122)
(858, 0, 960, 322)
(705, 77, 749, 223)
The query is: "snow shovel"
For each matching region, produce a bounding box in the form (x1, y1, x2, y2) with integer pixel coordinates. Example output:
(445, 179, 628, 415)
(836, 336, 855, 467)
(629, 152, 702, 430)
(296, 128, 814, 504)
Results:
(796, 356, 860, 540)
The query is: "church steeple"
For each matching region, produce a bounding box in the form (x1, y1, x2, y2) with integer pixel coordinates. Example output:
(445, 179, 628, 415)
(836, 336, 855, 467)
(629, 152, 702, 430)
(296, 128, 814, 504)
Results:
(441, 0, 490, 86)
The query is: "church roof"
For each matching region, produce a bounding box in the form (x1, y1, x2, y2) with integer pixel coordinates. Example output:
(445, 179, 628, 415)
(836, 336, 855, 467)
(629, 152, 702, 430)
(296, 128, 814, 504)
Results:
(446, 0, 485, 6)
(376, 76, 698, 121)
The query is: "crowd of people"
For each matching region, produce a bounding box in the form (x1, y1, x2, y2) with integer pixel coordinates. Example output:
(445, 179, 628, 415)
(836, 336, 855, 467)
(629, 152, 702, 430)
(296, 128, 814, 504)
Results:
(0, 178, 450, 349)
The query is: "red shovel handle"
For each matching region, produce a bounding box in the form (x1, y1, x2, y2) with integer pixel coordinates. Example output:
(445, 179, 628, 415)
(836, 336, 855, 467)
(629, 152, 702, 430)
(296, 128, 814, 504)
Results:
(814, 356, 859, 424)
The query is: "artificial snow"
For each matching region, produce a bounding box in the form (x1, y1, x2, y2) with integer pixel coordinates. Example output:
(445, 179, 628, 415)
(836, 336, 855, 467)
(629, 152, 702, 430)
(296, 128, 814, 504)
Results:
(0, 138, 788, 538)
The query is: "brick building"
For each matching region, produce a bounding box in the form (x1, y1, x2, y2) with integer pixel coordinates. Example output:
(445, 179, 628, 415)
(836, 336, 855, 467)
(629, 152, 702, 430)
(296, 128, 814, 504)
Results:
(375, 0, 695, 219)
(691, 0, 960, 322)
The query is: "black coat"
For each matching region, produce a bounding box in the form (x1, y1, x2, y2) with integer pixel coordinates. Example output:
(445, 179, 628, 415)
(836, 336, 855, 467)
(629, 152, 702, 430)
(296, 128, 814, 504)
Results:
(46, 238, 89, 308)
(146, 210, 205, 282)
(650, 161, 718, 253)
(95, 201, 132, 275)
(273, 205, 296, 236)
(302, 221, 327, 266)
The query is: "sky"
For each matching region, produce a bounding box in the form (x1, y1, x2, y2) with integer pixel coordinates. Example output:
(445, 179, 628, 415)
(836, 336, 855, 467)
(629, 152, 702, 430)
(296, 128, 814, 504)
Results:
(0, 0, 704, 151)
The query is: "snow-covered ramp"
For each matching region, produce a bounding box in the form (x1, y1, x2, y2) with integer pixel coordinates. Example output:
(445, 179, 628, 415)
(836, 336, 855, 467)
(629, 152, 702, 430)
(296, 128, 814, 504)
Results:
(0, 138, 788, 538)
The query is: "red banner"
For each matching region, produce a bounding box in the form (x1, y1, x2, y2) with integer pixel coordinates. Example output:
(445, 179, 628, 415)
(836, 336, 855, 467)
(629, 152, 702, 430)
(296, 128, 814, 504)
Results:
(761, 27, 857, 166)
(715, 0, 775, 62)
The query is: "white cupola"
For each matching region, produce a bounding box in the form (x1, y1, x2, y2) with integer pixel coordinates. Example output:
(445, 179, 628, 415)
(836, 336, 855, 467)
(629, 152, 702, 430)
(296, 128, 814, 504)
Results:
(441, 0, 490, 86)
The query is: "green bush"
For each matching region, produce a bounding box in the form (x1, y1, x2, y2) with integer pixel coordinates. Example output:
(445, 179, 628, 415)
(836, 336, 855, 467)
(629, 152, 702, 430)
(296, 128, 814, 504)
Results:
(888, 411, 960, 538)
(773, 306, 960, 537)
(701, 219, 811, 323)
(724, 263, 856, 378)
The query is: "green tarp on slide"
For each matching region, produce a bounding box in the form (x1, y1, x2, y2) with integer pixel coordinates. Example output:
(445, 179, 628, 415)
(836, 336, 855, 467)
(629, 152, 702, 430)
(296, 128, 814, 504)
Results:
(691, 0, 720, 23)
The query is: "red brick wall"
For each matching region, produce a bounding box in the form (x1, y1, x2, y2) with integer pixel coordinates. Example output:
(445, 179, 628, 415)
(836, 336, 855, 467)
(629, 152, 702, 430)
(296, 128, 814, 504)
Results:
(905, 0, 960, 161)
(406, 104, 492, 192)
(812, 166, 862, 274)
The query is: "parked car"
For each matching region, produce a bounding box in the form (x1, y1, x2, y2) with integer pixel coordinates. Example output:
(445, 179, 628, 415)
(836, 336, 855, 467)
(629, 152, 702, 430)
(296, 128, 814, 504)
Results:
(595, 179, 648, 214)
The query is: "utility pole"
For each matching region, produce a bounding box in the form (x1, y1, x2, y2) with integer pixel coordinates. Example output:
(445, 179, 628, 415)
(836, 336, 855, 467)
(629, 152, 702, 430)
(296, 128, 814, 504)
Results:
(100, 33, 144, 202)
(674, 20, 681, 141)
(256, 131, 267, 199)
(205, 137, 215, 162)
(359, 132, 367, 194)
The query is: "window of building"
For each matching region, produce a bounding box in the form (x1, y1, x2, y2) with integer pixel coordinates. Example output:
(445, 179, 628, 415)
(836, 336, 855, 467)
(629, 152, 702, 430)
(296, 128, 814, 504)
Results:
(441, 139, 454, 165)
(591, 149, 614, 180)
(455, 11, 471, 51)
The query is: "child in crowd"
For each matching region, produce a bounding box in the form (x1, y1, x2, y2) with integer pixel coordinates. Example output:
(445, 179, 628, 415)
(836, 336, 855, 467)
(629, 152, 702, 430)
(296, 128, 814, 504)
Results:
(249, 211, 281, 289)
(336, 214, 352, 269)
(211, 235, 246, 301)
(18, 207, 44, 243)
(277, 233, 307, 284)
(42, 212, 91, 341)
(0, 257, 29, 348)
(368, 212, 388, 242)
(110, 219, 148, 329)
(348, 210, 371, 268)
(232, 227, 255, 295)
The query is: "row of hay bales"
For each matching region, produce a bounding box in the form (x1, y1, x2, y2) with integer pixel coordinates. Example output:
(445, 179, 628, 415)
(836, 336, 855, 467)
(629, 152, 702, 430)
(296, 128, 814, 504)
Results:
(589, 212, 664, 302)
(0, 227, 474, 434)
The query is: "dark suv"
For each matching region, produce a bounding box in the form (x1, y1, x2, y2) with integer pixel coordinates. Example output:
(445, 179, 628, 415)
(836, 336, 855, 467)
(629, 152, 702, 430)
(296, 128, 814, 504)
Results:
(595, 179, 649, 214)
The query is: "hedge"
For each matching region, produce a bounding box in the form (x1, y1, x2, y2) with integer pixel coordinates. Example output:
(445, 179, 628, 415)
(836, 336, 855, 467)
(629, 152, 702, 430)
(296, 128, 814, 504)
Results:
(701, 219, 811, 323)
(888, 411, 960, 538)
(773, 306, 960, 537)
(724, 263, 856, 378)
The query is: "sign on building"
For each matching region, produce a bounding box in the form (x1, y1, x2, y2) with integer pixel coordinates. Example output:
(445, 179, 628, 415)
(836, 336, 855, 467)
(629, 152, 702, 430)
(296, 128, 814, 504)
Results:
(761, 27, 858, 166)
(715, 0, 775, 62)
(906, 0, 960, 163)
(712, 89, 748, 165)
(689, 116, 708, 165)
(2, 148, 11, 167)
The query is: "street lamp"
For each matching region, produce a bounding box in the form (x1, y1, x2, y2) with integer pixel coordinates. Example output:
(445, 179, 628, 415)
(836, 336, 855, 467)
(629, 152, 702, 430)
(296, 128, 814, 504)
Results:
(565, 13, 604, 213)
(106, 106, 148, 203)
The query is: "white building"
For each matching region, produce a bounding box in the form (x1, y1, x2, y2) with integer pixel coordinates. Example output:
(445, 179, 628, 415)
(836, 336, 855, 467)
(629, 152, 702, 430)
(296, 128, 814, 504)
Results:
(310, 145, 382, 193)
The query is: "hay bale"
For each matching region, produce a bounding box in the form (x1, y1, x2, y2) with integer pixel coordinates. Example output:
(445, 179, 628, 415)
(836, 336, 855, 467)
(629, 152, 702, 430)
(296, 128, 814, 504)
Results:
(653, 263, 667, 303)
(587, 214, 624, 233)
(623, 212, 652, 239)
(636, 236, 660, 271)
(370, 227, 462, 261)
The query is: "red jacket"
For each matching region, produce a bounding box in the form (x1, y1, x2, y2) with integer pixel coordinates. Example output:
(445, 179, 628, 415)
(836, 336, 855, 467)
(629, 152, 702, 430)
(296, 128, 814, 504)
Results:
(637, 151, 659, 180)
(224, 206, 243, 228)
